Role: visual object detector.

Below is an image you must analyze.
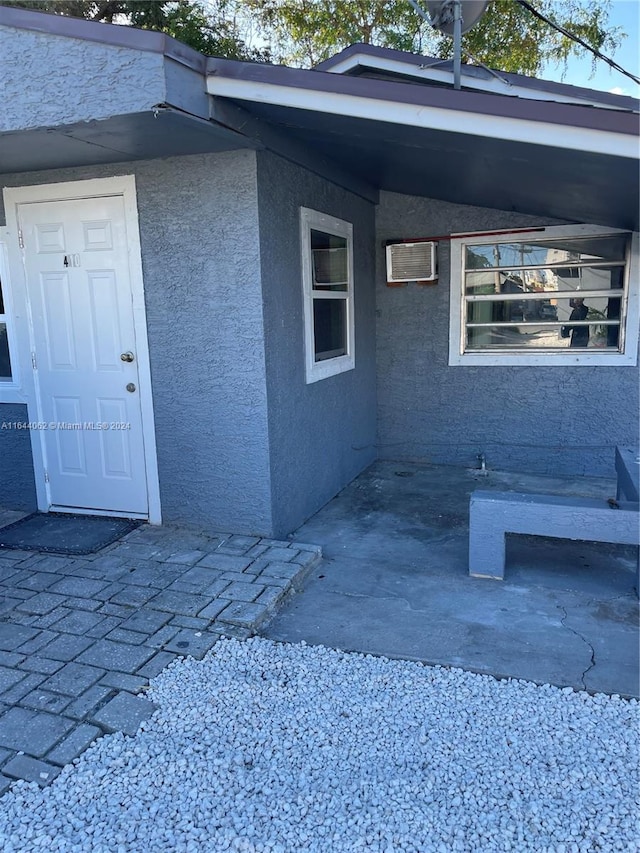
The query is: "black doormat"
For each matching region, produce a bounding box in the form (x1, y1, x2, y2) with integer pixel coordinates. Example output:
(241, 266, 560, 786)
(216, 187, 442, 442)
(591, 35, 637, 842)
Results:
(0, 512, 141, 556)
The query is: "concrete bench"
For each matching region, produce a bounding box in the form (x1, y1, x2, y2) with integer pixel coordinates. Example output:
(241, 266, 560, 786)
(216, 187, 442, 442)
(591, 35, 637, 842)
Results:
(616, 446, 639, 502)
(469, 490, 639, 583)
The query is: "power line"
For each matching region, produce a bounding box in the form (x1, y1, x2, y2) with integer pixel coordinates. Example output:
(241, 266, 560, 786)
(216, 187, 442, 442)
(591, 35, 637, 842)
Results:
(515, 0, 640, 87)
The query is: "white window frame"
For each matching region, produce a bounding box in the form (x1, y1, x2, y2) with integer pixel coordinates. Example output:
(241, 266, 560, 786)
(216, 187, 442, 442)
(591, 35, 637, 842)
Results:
(449, 224, 639, 367)
(301, 207, 355, 383)
(0, 228, 23, 403)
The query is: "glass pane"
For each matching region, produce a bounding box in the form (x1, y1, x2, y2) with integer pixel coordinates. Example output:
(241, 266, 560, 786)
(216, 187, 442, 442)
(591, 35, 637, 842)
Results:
(0, 323, 11, 378)
(0, 276, 4, 314)
(311, 229, 348, 291)
(465, 264, 625, 296)
(465, 234, 628, 270)
(466, 297, 621, 351)
(313, 298, 347, 361)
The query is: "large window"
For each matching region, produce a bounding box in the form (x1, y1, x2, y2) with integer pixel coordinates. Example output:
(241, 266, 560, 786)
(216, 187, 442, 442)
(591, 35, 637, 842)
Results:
(301, 208, 355, 383)
(449, 225, 638, 366)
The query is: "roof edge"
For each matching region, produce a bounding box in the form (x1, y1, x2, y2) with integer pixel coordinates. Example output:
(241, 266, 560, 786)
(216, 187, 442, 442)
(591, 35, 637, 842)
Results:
(316, 43, 639, 112)
(207, 57, 640, 139)
(0, 5, 207, 73)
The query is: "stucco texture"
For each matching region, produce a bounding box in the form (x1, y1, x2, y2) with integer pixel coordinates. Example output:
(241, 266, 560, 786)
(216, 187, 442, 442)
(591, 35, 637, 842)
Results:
(1, 151, 273, 533)
(0, 25, 166, 132)
(257, 152, 377, 536)
(0, 403, 37, 510)
(375, 192, 639, 477)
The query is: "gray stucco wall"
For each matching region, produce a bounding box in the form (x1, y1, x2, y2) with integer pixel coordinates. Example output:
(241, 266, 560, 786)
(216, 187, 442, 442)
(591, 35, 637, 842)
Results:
(257, 152, 377, 536)
(376, 192, 639, 477)
(0, 26, 167, 132)
(1, 151, 274, 533)
(0, 404, 37, 511)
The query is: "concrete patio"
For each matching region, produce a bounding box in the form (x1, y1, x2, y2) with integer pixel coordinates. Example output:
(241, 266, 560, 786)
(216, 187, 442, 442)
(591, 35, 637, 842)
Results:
(262, 461, 639, 698)
(0, 459, 637, 794)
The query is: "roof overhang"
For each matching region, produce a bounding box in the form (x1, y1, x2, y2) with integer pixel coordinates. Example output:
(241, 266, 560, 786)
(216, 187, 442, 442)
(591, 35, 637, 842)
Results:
(0, 6, 246, 175)
(207, 73, 635, 158)
(206, 60, 640, 230)
(1, 8, 637, 229)
(0, 108, 255, 176)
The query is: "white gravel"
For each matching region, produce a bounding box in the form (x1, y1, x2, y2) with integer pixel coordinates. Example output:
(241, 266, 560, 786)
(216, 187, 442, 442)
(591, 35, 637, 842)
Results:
(0, 637, 638, 853)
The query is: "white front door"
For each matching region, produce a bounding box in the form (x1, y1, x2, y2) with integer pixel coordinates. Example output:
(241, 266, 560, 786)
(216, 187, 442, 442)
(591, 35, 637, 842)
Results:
(18, 194, 149, 516)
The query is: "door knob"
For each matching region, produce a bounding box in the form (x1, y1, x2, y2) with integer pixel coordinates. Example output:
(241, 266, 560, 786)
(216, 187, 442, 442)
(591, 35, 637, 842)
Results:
(126, 383, 136, 393)
(120, 352, 135, 363)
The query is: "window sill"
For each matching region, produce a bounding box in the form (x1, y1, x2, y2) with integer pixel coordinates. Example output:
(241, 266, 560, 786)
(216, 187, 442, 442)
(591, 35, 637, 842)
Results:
(305, 354, 355, 384)
(0, 385, 27, 405)
(448, 350, 637, 367)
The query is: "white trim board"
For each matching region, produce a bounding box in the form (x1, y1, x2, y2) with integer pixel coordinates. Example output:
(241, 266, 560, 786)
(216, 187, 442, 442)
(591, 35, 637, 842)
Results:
(0, 228, 26, 405)
(2, 175, 162, 523)
(206, 77, 638, 160)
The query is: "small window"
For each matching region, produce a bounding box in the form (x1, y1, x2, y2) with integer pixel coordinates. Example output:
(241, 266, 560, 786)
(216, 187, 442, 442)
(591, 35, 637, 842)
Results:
(449, 225, 639, 366)
(0, 245, 13, 382)
(301, 208, 355, 383)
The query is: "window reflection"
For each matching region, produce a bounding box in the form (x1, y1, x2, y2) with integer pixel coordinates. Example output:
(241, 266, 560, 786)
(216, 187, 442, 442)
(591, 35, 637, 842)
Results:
(311, 229, 348, 291)
(465, 234, 628, 270)
(0, 323, 11, 378)
(464, 234, 629, 353)
(466, 297, 621, 350)
(0, 271, 11, 379)
(313, 299, 347, 361)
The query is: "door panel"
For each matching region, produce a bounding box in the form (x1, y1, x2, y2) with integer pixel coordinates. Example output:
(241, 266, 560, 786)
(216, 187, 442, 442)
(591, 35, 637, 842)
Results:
(88, 272, 122, 370)
(19, 195, 148, 515)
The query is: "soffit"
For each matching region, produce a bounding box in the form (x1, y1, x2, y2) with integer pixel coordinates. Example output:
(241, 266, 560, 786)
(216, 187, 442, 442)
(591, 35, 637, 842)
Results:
(216, 98, 639, 230)
(0, 110, 255, 176)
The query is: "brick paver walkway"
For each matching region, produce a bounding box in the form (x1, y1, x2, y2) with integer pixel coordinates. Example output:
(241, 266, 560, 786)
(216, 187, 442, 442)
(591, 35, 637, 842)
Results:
(0, 517, 320, 792)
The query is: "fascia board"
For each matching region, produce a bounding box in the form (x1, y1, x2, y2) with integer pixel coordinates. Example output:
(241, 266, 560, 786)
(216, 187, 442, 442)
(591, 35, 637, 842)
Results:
(206, 76, 639, 160)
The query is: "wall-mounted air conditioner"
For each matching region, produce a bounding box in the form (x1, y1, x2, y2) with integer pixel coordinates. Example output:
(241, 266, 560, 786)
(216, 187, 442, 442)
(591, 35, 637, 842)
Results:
(385, 241, 437, 283)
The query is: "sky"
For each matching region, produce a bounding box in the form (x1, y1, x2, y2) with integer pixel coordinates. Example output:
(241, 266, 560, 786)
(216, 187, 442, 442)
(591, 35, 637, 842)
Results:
(541, 0, 640, 98)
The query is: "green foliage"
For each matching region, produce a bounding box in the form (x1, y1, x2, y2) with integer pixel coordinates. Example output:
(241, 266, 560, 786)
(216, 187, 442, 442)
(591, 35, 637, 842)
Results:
(0, 0, 624, 76)
(0, 0, 270, 61)
(454, 0, 623, 77)
(247, 0, 430, 66)
(466, 249, 492, 270)
(0, 2, 144, 23)
(248, 0, 623, 76)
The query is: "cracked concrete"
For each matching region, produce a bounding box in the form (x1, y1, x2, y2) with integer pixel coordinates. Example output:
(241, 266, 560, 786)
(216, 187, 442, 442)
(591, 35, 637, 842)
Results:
(262, 461, 639, 697)
(558, 605, 596, 690)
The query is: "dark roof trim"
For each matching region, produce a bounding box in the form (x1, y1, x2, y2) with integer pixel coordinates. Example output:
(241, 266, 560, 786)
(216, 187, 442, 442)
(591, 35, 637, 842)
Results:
(209, 100, 379, 204)
(0, 5, 206, 73)
(316, 43, 639, 112)
(206, 57, 640, 137)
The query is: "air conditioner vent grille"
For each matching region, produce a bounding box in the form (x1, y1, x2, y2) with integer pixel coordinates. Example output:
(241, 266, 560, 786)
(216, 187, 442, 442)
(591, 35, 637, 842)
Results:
(386, 242, 437, 282)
